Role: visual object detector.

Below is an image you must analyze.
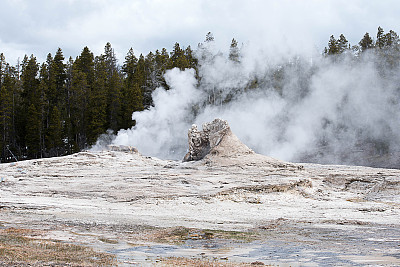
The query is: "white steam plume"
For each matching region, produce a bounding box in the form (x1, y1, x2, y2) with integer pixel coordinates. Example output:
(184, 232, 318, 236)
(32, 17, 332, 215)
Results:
(108, 44, 400, 168)
(111, 68, 202, 159)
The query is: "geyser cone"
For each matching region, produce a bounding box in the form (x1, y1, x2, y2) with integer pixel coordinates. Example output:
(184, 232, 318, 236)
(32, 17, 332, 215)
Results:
(184, 118, 298, 169)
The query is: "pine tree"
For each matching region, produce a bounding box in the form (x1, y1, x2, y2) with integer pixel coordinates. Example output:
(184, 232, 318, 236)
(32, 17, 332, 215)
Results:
(103, 42, 117, 78)
(38, 63, 50, 154)
(155, 48, 169, 88)
(53, 48, 66, 103)
(121, 48, 144, 129)
(21, 55, 40, 104)
(0, 59, 15, 161)
(197, 32, 216, 64)
(122, 48, 138, 78)
(158, 48, 170, 70)
(63, 56, 73, 153)
(135, 54, 148, 107)
(327, 35, 339, 55)
(67, 47, 95, 149)
(75, 46, 95, 86)
(359, 32, 374, 52)
(337, 34, 349, 53)
(205, 32, 214, 42)
(145, 51, 156, 83)
(69, 65, 89, 149)
(168, 42, 189, 70)
(12, 58, 23, 159)
(87, 56, 107, 144)
(376, 26, 385, 49)
(44, 53, 55, 107)
(229, 38, 240, 62)
(102, 43, 122, 131)
(44, 49, 66, 113)
(20, 55, 42, 158)
(185, 46, 198, 70)
(383, 30, 400, 48)
(143, 51, 158, 103)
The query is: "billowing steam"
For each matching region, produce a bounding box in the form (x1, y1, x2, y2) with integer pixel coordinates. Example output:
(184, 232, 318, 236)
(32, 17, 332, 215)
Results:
(97, 43, 400, 168)
(111, 68, 202, 159)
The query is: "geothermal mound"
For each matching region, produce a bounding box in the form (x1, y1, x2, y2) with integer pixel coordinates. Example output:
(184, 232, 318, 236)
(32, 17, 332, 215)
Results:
(183, 118, 253, 161)
(183, 118, 296, 168)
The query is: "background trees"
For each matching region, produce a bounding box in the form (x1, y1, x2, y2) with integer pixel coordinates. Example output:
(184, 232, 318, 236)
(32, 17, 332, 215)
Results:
(324, 34, 349, 55)
(323, 27, 400, 66)
(0, 54, 17, 161)
(0, 40, 199, 162)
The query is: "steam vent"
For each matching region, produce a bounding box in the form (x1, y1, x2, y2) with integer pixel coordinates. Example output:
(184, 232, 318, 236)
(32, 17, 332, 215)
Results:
(183, 118, 253, 161)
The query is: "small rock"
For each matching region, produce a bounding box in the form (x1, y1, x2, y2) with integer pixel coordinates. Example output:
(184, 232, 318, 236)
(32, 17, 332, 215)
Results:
(251, 261, 265, 265)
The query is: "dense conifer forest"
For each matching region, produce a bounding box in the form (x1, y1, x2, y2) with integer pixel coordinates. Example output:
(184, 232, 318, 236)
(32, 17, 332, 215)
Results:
(1, 28, 400, 163)
(0, 39, 199, 162)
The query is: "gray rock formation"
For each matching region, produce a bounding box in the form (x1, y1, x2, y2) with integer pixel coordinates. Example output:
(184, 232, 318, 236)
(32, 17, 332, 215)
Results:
(183, 118, 248, 161)
(183, 124, 207, 161)
(183, 119, 227, 161)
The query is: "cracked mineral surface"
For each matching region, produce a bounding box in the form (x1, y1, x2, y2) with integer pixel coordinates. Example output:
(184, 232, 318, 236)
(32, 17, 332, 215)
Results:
(1, 120, 400, 266)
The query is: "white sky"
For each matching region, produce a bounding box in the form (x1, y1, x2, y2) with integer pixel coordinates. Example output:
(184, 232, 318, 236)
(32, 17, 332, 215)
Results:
(1, 0, 400, 64)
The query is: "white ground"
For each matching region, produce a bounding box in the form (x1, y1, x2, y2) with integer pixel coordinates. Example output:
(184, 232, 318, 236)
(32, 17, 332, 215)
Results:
(1, 135, 400, 265)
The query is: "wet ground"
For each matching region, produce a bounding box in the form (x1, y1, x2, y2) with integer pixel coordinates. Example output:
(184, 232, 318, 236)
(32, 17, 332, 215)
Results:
(101, 222, 400, 266)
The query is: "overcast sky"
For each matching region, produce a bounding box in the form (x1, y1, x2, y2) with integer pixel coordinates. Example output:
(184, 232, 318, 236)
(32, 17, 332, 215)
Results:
(1, 0, 400, 64)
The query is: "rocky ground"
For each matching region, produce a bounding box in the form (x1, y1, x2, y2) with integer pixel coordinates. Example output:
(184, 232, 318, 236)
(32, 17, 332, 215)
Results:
(1, 123, 400, 266)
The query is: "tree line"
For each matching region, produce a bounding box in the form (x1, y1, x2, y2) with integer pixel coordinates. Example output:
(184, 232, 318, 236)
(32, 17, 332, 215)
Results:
(1, 27, 399, 163)
(324, 26, 400, 60)
(0, 39, 210, 162)
(0, 31, 240, 162)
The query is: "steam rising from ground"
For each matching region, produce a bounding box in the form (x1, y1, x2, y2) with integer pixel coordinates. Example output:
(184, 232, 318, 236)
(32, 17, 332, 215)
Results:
(104, 44, 400, 167)
(111, 68, 202, 159)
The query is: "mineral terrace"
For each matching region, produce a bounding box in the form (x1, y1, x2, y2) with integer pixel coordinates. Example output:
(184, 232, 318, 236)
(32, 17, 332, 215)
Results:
(1, 119, 400, 266)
